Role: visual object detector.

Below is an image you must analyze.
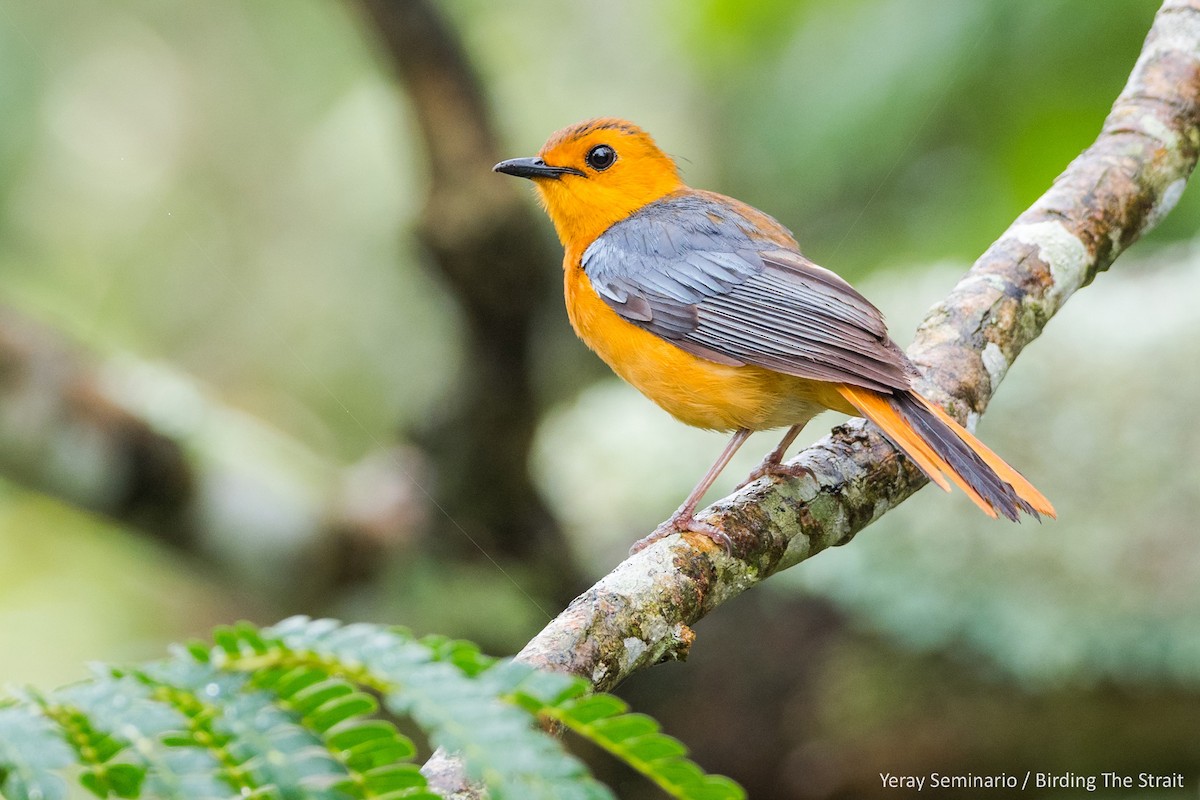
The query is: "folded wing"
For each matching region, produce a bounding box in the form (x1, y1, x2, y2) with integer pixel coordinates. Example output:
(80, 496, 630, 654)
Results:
(582, 192, 914, 392)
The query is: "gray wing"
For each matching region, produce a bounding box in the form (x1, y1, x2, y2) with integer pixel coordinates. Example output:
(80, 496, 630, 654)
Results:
(581, 193, 913, 392)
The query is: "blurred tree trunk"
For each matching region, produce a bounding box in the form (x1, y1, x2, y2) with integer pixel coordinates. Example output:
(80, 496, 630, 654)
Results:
(349, 0, 583, 599)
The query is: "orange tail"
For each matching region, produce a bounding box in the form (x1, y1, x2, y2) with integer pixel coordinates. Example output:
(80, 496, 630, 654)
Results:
(837, 385, 1055, 521)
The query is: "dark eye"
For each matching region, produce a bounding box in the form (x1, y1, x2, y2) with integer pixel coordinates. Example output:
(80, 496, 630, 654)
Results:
(586, 144, 616, 171)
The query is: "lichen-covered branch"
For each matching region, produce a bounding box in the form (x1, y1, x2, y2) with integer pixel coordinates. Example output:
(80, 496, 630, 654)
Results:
(513, 0, 1200, 692)
(0, 306, 425, 605)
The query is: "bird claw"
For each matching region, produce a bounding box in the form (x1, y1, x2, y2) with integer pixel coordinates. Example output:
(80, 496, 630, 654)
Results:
(630, 514, 733, 555)
(735, 460, 815, 491)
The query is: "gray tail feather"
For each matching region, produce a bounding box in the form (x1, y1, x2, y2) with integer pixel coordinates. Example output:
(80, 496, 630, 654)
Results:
(889, 391, 1039, 522)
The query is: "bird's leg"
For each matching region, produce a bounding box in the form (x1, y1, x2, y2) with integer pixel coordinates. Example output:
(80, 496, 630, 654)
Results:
(736, 423, 814, 489)
(630, 428, 752, 554)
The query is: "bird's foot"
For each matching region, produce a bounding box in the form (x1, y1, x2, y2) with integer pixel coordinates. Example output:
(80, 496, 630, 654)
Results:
(735, 459, 815, 491)
(629, 512, 732, 555)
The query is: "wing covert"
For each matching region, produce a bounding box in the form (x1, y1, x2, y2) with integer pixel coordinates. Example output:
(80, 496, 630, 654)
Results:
(581, 192, 913, 392)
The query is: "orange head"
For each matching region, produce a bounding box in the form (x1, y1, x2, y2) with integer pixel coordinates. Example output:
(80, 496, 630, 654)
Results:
(494, 118, 685, 252)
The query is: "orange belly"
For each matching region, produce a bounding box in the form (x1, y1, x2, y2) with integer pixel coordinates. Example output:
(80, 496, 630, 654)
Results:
(564, 262, 851, 432)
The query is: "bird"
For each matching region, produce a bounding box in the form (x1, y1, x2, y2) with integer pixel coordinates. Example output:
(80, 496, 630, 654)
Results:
(494, 118, 1054, 553)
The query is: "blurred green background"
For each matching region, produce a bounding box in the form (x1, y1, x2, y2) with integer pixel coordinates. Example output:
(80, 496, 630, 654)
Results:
(1, 0, 1198, 797)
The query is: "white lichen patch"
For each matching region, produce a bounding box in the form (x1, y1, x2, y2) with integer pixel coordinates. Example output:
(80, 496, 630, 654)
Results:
(1140, 114, 1183, 152)
(981, 342, 1010, 390)
(641, 614, 674, 644)
(960, 272, 1013, 295)
(1145, 178, 1188, 232)
(621, 636, 648, 671)
(1109, 226, 1124, 255)
(1010, 221, 1090, 313)
(1143, 5, 1200, 64)
(780, 529, 813, 569)
(871, 497, 892, 521)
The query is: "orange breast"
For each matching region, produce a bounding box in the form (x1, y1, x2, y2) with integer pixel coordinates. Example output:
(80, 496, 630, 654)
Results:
(563, 259, 843, 432)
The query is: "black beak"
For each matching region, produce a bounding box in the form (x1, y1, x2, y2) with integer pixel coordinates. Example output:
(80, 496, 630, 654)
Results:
(493, 156, 585, 180)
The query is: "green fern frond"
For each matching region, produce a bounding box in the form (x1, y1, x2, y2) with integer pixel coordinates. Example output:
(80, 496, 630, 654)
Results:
(419, 635, 498, 679)
(247, 662, 424, 798)
(252, 617, 610, 800)
(138, 660, 352, 799)
(499, 664, 747, 800)
(65, 670, 234, 800)
(0, 699, 76, 800)
(35, 694, 145, 799)
(127, 668, 269, 795)
(0, 617, 744, 800)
